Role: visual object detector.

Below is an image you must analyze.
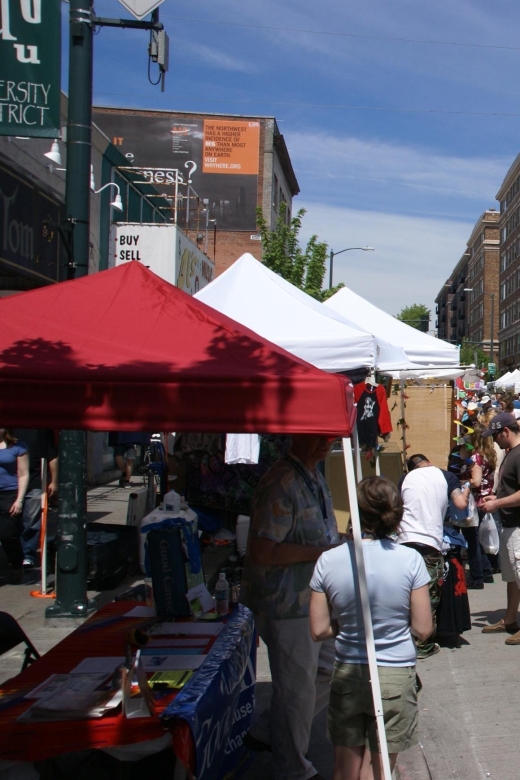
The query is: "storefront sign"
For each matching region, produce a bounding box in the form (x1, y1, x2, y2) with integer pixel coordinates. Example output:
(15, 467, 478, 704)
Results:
(112, 222, 214, 294)
(0, 0, 61, 137)
(0, 162, 62, 282)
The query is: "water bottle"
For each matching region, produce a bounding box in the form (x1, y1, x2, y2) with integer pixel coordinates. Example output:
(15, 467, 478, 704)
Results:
(214, 572, 230, 615)
(162, 489, 181, 513)
(236, 515, 250, 557)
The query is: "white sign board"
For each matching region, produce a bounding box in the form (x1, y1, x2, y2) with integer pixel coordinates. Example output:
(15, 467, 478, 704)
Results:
(117, 0, 165, 21)
(112, 223, 214, 295)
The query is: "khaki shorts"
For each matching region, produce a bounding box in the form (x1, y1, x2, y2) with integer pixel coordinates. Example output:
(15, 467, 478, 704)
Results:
(500, 527, 520, 586)
(328, 662, 419, 753)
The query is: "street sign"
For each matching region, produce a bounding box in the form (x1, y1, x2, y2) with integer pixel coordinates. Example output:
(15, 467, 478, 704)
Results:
(488, 362, 496, 375)
(0, 0, 61, 137)
(117, 0, 165, 21)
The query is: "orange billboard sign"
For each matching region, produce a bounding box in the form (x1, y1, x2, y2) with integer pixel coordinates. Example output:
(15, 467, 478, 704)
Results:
(203, 119, 260, 175)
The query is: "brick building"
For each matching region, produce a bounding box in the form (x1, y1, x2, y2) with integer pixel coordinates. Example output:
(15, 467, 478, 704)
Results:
(92, 108, 299, 276)
(497, 155, 520, 371)
(435, 252, 469, 345)
(465, 209, 500, 360)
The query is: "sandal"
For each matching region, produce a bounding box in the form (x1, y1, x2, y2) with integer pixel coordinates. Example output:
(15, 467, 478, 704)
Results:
(482, 620, 519, 634)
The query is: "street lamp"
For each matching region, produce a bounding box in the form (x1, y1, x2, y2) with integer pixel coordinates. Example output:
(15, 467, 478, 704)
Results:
(464, 288, 495, 364)
(329, 247, 374, 289)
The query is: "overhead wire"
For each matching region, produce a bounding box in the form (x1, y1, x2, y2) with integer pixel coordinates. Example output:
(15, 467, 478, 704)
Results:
(92, 91, 520, 119)
(92, 7, 520, 53)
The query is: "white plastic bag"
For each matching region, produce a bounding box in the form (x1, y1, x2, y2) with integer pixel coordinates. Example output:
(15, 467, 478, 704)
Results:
(479, 512, 500, 555)
(451, 492, 478, 528)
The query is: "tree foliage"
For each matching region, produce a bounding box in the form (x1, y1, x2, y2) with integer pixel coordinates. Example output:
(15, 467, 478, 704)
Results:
(395, 303, 431, 331)
(255, 203, 344, 301)
(459, 339, 488, 369)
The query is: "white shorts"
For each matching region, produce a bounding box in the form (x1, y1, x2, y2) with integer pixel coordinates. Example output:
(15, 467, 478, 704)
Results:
(499, 527, 520, 586)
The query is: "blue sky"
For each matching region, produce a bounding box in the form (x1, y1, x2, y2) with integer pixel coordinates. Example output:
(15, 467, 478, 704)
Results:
(63, 0, 520, 322)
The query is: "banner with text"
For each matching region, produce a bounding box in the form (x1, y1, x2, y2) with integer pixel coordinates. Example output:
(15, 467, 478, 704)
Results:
(0, 0, 61, 137)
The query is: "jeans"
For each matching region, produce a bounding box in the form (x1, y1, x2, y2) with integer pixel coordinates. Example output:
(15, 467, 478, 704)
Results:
(462, 517, 493, 584)
(21, 488, 42, 562)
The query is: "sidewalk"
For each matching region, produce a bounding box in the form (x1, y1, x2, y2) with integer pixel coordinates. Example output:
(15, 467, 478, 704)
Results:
(1, 495, 514, 780)
(244, 579, 512, 780)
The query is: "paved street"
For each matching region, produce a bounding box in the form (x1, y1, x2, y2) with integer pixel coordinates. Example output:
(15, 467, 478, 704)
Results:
(0, 489, 516, 780)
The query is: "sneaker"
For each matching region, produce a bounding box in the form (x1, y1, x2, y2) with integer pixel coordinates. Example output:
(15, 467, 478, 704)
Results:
(22, 557, 35, 569)
(417, 643, 440, 660)
(118, 476, 126, 488)
(483, 576, 494, 584)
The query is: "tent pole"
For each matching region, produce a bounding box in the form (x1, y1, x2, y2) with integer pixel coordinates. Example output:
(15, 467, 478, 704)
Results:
(400, 380, 407, 467)
(40, 458, 48, 595)
(342, 438, 393, 780)
(375, 450, 381, 477)
(353, 425, 363, 483)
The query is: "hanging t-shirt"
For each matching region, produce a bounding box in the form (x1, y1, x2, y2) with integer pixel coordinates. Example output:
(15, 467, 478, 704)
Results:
(353, 382, 393, 449)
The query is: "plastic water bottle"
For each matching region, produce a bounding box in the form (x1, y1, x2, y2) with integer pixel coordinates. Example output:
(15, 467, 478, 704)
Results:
(236, 515, 250, 557)
(214, 572, 230, 615)
(162, 489, 181, 513)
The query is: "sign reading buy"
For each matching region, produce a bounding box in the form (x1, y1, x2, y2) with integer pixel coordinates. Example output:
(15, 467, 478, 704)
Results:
(0, 0, 61, 137)
(203, 119, 260, 175)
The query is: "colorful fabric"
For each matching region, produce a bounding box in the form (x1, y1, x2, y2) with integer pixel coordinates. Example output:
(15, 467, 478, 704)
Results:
(240, 453, 339, 620)
(470, 452, 494, 503)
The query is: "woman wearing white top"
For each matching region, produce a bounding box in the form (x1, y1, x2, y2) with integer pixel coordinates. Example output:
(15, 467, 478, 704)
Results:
(309, 477, 432, 780)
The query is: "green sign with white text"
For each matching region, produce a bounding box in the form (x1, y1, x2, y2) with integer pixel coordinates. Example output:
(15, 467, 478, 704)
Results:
(0, 0, 61, 137)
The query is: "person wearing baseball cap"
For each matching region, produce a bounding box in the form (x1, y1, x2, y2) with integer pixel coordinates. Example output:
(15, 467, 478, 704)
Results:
(481, 413, 520, 643)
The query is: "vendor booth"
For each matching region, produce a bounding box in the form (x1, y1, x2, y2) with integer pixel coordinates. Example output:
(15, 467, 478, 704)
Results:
(0, 262, 395, 780)
(195, 252, 412, 373)
(324, 285, 460, 369)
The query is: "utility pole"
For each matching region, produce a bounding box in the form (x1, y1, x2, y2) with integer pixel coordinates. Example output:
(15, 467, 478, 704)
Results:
(46, 0, 93, 618)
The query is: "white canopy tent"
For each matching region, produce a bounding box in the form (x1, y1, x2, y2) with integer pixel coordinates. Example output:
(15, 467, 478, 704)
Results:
(324, 286, 460, 372)
(195, 253, 412, 373)
(495, 370, 516, 388)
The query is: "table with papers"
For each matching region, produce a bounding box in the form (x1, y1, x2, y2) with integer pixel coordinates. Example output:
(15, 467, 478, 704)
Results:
(0, 601, 256, 780)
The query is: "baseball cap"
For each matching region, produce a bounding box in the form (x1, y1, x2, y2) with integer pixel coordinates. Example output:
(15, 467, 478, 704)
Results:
(467, 402, 479, 411)
(480, 395, 491, 404)
(482, 412, 517, 438)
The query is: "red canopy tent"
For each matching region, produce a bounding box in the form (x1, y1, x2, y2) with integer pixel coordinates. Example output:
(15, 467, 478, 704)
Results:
(0, 262, 355, 434)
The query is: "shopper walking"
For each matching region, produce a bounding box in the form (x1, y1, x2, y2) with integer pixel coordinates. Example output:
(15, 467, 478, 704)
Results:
(0, 428, 29, 580)
(480, 413, 520, 643)
(398, 454, 470, 659)
(458, 424, 495, 588)
(310, 476, 432, 780)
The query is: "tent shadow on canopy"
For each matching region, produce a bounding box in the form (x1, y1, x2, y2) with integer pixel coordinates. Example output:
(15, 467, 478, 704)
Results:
(0, 263, 354, 435)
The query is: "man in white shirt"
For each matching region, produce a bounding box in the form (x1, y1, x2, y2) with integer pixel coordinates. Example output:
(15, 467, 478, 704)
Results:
(398, 454, 470, 658)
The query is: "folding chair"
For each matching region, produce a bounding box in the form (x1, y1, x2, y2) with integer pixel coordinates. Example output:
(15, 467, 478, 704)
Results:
(0, 611, 40, 672)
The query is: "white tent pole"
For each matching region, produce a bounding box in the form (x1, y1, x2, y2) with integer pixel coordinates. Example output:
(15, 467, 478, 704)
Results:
(342, 438, 392, 780)
(400, 380, 407, 466)
(353, 425, 363, 484)
(375, 450, 381, 477)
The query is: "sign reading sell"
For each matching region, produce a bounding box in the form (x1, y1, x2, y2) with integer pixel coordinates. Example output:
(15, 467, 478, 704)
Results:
(0, 0, 61, 137)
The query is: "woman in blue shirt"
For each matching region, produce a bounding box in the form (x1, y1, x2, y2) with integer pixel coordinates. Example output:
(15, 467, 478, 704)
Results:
(310, 477, 432, 780)
(0, 429, 29, 575)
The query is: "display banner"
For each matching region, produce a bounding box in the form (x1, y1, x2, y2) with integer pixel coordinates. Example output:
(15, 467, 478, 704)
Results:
(94, 109, 261, 231)
(163, 605, 256, 780)
(0, 0, 61, 137)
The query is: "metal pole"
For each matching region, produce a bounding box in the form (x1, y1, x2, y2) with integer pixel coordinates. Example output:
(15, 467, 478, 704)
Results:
(329, 249, 334, 289)
(490, 293, 495, 365)
(46, 0, 93, 618)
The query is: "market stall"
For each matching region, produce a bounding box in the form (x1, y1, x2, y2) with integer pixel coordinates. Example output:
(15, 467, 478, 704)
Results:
(195, 252, 412, 372)
(0, 262, 393, 780)
(324, 285, 460, 369)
